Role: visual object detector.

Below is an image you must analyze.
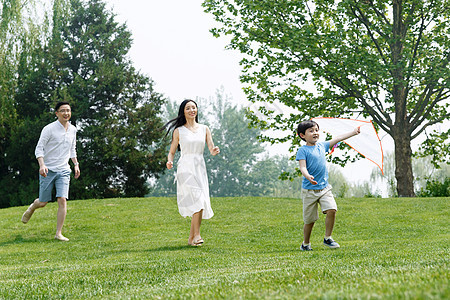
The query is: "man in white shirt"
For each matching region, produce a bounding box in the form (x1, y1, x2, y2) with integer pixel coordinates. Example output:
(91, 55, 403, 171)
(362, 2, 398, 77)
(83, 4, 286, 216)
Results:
(21, 102, 80, 241)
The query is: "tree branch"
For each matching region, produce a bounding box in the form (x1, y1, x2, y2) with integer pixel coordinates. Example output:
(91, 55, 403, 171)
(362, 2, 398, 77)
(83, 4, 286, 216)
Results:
(411, 112, 450, 140)
(349, 5, 389, 67)
(405, 10, 426, 84)
(358, 96, 392, 134)
(353, 1, 390, 39)
(347, 68, 393, 123)
(408, 84, 434, 125)
(367, 89, 392, 124)
(366, 0, 390, 27)
(409, 51, 450, 124)
(322, 71, 392, 134)
(410, 88, 446, 134)
(401, 1, 417, 37)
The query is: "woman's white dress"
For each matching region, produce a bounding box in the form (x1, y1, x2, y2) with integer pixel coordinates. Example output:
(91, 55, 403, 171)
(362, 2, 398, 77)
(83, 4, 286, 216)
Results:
(176, 124, 214, 219)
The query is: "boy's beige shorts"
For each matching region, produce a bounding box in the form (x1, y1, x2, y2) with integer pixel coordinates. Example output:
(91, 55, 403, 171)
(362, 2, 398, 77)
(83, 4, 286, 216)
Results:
(301, 184, 337, 224)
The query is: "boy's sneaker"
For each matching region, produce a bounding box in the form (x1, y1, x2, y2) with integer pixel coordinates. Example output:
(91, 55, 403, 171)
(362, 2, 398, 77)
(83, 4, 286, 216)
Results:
(300, 243, 313, 251)
(323, 237, 340, 249)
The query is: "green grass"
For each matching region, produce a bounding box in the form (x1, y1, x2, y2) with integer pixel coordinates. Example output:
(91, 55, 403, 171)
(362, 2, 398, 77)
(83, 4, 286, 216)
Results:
(0, 196, 448, 299)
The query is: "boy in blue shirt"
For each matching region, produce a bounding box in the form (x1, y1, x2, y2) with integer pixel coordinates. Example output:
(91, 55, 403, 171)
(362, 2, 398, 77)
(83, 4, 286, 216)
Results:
(296, 120, 360, 250)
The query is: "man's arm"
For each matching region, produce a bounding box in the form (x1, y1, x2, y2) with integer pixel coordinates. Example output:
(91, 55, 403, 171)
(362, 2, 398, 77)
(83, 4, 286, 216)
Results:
(37, 157, 48, 177)
(71, 158, 80, 179)
(70, 129, 79, 178)
(35, 126, 50, 177)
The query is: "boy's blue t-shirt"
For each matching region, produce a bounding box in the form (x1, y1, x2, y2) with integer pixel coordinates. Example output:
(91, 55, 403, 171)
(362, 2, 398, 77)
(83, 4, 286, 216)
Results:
(296, 141, 330, 190)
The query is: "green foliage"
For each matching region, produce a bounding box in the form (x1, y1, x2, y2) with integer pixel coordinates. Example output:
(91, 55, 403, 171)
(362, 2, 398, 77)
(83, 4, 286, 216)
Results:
(0, 0, 167, 207)
(371, 152, 398, 197)
(258, 155, 302, 198)
(328, 165, 350, 198)
(414, 129, 450, 168)
(0, 196, 448, 298)
(417, 177, 450, 197)
(51, 0, 167, 199)
(0, 0, 52, 208)
(371, 152, 450, 197)
(205, 91, 268, 196)
(152, 92, 353, 198)
(151, 91, 275, 197)
(203, 0, 450, 197)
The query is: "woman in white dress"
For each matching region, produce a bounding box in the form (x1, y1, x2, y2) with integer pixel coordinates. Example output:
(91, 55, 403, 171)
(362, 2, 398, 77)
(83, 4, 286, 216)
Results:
(164, 100, 220, 246)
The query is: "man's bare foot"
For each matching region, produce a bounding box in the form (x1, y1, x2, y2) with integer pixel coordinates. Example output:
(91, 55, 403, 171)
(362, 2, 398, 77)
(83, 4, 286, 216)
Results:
(21, 202, 36, 224)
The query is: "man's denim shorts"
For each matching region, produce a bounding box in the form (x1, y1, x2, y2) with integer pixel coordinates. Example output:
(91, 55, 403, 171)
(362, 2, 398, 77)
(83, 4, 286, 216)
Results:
(39, 169, 71, 202)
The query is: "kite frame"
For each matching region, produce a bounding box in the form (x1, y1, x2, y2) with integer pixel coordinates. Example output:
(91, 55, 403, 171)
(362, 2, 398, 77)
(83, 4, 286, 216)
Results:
(312, 117, 384, 174)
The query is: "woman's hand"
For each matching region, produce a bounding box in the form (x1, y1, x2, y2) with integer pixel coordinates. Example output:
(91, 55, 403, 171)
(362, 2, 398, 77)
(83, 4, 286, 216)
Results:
(211, 146, 220, 156)
(166, 161, 173, 169)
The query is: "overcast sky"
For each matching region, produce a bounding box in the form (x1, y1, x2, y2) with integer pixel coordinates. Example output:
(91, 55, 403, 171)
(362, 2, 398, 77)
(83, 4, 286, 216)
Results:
(105, 0, 246, 104)
(103, 0, 396, 187)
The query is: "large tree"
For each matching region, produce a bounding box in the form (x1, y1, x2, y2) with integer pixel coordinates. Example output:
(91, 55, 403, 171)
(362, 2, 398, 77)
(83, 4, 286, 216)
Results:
(0, 0, 51, 206)
(203, 0, 450, 197)
(205, 90, 268, 196)
(0, 0, 20, 193)
(43, 0, 166, 199)
(1, 0, 166, 207)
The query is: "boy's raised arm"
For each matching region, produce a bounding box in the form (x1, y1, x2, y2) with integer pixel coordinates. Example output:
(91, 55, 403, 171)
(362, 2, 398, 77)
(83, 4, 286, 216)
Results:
(329, 126, 361, 148)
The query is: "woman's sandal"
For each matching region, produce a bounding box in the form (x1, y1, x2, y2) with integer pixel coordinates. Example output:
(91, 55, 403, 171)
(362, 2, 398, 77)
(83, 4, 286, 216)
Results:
(188, 239, 202, 246)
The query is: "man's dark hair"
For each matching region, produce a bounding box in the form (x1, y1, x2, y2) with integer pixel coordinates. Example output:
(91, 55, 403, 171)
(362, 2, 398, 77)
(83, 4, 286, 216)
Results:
(55, 101, 70, 112)
(297, 120, 319, 141)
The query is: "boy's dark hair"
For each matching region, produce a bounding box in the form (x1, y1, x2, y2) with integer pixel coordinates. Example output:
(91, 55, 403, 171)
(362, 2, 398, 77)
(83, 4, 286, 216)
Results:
(55, 101, 70, 111)
(297, 120, 319, 141)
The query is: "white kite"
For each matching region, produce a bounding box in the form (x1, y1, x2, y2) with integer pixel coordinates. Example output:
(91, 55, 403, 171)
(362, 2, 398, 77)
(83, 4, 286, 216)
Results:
(312, 117, 384, 174)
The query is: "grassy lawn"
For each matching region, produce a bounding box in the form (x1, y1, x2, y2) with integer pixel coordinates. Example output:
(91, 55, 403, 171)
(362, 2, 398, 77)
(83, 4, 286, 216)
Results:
(0, 196, 448, 299)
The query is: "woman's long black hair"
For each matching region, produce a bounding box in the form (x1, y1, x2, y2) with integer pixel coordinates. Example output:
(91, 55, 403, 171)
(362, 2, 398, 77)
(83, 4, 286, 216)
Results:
(163, 99, 199, 150)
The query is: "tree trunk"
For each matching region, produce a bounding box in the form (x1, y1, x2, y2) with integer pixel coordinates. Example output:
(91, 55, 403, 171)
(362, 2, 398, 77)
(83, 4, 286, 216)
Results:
(393, 128, 415, 197)
(390, 1, 415, 197)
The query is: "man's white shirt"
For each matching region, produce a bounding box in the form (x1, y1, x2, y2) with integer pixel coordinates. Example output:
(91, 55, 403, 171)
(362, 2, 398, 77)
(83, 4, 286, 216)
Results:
(35, 120, 77, 172)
